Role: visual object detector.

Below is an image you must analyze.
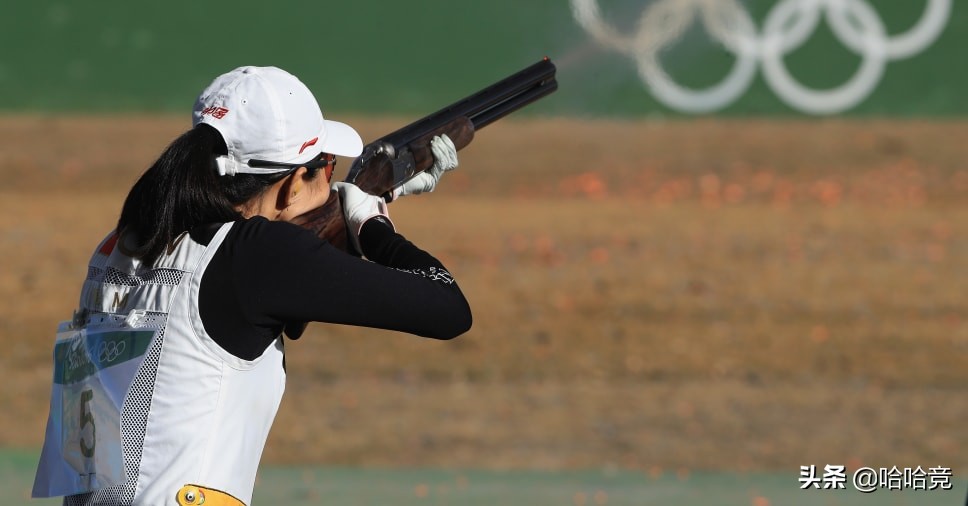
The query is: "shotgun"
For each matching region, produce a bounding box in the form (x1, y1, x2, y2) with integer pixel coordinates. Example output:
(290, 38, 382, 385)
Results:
(290, 57, 558, 251)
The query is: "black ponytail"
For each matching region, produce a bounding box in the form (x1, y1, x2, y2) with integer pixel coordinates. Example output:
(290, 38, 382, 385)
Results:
(117, 124, 285, 265)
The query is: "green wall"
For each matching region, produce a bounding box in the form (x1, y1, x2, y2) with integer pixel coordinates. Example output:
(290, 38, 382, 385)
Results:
(1, 1, 964, 117)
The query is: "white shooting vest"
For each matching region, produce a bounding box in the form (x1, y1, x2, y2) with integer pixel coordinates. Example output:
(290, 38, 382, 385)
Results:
(34, 224, 286, 506)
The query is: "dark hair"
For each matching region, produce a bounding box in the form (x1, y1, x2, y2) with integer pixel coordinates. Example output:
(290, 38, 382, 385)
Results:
(117, 123, 296, 265)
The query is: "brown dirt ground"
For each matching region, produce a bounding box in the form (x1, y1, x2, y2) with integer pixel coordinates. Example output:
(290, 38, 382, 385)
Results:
(0, 116, 965, 475)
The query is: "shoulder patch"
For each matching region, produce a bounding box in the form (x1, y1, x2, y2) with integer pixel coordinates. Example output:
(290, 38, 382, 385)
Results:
(98, 233, 119, 256)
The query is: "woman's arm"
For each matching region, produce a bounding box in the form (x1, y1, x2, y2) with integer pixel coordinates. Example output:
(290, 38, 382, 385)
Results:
(229, 217, 472, 340)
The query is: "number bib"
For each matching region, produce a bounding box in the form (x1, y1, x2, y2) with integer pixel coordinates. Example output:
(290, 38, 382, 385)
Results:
(33, 320, 156, 498)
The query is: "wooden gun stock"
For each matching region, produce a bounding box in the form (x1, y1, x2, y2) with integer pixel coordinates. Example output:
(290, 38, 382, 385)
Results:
(290, 58, 558, 252)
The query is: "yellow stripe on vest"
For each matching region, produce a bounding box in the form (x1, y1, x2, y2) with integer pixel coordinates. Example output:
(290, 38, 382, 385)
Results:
(176, 484, 246, 506)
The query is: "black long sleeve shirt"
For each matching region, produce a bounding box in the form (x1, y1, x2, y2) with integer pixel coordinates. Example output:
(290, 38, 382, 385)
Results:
(191, 216, 472, 360)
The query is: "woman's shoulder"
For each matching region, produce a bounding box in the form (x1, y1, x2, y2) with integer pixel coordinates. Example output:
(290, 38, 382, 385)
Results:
(221, 217, 324, 255)
(231, 216, 310, 237)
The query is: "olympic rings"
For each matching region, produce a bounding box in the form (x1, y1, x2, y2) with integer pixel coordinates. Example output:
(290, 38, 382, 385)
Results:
(570, 0, 951, 114)
(96, 339, 127, 363)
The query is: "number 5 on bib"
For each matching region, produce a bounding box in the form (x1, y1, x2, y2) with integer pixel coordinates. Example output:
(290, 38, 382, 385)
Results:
(33, 321, 156, 498)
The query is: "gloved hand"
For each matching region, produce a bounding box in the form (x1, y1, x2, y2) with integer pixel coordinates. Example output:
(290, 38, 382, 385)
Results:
(391, 134, 459, 201)
(334, 182, 394, 255)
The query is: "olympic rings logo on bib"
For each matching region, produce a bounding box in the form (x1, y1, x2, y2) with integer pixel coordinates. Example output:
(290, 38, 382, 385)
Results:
(570, 0, 951, 114)
(97, 340, 127, 364)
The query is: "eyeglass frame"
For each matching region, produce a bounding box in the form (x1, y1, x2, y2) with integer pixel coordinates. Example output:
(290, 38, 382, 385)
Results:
(246, 152, 337, 174)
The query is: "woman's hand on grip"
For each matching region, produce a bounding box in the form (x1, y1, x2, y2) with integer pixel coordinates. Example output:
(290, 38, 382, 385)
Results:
(334, 182, 394, 255)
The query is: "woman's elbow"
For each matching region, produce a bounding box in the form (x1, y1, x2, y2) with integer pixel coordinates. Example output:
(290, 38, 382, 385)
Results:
(432, 303, 473, 340)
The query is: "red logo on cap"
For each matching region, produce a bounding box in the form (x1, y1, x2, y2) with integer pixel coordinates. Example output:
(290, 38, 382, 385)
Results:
(201, 106, 230, 119)
(299, 137, 318, 154)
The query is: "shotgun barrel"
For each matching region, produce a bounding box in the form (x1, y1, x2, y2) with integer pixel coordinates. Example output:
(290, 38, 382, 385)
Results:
(293, 58, 559, 252)
(379, 57, 557, 147)
(345, 58, 558, 186)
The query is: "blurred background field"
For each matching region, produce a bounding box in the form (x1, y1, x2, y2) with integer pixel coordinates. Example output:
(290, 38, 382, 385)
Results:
(1, 116, 965, 504)
(2, 0, 967, 504)
(3, 450, 961, 506)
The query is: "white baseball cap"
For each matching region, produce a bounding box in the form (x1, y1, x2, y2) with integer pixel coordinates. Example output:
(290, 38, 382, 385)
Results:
(192, 65, 363, 177)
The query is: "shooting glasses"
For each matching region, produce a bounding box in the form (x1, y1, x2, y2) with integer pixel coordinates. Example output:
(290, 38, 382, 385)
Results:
(247, 152, 337, 175)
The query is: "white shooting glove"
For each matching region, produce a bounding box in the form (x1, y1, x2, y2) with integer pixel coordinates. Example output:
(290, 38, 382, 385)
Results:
(334, 182, 394, 255)
(391, 134, 459, 201)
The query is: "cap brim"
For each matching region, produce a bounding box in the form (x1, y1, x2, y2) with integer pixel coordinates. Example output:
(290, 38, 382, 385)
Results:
(320, 120, 363, 158)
